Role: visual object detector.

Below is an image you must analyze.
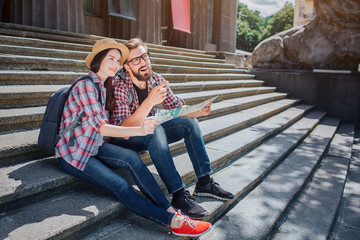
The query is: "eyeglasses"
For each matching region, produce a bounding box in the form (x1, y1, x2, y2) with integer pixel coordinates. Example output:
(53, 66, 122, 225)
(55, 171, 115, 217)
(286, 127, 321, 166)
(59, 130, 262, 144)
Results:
(127, 52, 150, 66)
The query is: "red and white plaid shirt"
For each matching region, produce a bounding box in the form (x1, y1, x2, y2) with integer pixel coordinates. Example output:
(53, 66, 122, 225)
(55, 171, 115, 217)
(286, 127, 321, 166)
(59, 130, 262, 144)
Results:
(55, 72, 108, 171)
(110, 71, 185, 126)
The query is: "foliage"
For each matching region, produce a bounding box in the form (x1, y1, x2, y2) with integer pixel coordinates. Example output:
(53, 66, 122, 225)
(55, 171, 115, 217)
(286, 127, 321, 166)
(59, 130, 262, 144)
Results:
(265, 2, 295, 38)
(236, 1, 294, 52)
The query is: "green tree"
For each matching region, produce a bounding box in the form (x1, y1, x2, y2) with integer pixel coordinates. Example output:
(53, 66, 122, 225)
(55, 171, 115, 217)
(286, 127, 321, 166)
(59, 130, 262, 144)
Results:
(265, 2, 294, 38)
(236, 2, 294, 52)
(236, 3, 264, 51)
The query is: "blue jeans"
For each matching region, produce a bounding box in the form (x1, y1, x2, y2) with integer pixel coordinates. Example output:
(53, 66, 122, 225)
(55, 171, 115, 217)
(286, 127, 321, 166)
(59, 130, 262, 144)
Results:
(112, 117, 213, 194)
(57, 142, 173, 226)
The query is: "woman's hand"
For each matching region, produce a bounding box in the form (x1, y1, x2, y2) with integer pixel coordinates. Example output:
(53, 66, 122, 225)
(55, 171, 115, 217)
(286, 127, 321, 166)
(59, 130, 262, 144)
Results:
(140, 117, 158, 135)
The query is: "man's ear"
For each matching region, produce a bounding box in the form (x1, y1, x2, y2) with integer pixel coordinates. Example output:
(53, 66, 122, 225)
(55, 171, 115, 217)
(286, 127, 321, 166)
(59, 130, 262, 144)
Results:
(124, 63, 136, 81)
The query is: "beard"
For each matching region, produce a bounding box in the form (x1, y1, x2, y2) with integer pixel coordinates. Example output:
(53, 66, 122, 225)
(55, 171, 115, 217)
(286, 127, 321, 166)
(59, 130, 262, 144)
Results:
(132, 64, 153, 82)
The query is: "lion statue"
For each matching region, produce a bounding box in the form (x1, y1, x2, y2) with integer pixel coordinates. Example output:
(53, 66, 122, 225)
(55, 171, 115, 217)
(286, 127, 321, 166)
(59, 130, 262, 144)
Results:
(245, 0, 360, 70)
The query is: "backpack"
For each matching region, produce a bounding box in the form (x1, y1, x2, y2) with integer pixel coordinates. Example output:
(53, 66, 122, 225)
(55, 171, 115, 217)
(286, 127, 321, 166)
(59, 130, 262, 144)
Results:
(38, 76, 101, 153)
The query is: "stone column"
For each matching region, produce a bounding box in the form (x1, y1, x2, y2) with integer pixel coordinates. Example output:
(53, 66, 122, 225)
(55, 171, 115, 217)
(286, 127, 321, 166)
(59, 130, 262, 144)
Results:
(217, 0, 236, 52)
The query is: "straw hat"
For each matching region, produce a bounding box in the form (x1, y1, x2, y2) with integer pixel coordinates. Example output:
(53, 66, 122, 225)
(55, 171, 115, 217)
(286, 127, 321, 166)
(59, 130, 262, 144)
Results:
(85, 38, 129, 69)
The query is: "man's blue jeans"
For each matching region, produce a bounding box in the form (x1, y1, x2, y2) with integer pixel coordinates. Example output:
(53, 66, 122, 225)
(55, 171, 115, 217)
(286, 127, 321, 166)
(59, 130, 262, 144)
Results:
(57, 142, 173, 226)
(112, 117, 213, 194)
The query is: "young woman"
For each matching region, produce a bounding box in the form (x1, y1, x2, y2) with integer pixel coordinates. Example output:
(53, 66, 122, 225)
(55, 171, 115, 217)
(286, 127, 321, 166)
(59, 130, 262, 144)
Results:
(55, 38, 211, 237)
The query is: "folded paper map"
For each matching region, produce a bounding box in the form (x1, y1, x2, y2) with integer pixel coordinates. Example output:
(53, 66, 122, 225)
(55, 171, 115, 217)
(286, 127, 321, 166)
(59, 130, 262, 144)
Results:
(155, 95, 219, 123)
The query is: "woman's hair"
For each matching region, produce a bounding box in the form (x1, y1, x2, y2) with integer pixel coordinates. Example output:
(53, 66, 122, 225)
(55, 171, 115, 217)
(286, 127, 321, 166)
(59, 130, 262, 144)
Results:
(89, 48, 118, 112)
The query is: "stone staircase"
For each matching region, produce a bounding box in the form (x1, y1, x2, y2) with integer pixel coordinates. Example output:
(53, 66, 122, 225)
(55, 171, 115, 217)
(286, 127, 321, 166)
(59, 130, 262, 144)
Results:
(0, 23, 358, 240)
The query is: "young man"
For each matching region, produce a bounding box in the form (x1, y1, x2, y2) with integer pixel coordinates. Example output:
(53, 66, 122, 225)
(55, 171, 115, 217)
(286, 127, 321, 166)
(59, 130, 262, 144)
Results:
(110, 38, 234, 219)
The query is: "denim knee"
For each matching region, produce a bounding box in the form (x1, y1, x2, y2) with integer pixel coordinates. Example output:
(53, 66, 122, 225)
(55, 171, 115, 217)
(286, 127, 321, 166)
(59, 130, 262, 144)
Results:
(150, 125, 169, 148)
(181, 117, 202, 136)
(128, 156, 148, 173)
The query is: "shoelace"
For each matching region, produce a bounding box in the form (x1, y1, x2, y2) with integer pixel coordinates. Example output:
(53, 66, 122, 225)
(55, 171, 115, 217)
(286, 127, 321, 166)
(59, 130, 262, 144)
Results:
(183, 190, 197, 206)
(177, 210, 198, 229)
(210, 180, 223, 193)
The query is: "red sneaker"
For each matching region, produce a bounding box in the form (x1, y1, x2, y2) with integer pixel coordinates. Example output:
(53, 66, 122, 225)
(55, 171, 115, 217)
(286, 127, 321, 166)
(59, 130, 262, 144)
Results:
(171, 212, 212, 237)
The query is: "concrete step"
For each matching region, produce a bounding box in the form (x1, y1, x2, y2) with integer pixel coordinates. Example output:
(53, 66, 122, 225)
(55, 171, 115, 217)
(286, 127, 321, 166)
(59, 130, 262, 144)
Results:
(153, 64, 245, 74)
(164, 79, 264, 93)
(331, 130, 360, 240)
(327, 123, 355, 160)
(149, 105, 315, 188)
(0, 80, 265, 132)
(0, 70, 254, 85)
(272, 123, 354, 240)
(0, 93, 289, 166)
(160, 73, 255, 83)
(0, 99, 299, 211)
(0, 44, 231, 69)
(151, 57, 234, 69)
(0, 70, 87, 85)
(0, 35, 222, 62)
(0, 28, 217, 60)
(202, 117, 340, 240)
(0, 106, 46, 133)
(0, 22, 215, 57)
(0, 54, 244, 74)
(175, 86, 277, 105)
(0, 105, 315, 240)
(0, 187, 128, 240)
(0, 84, 65, 109)
(0, 84, 275, 108)
(84, 110, 326, 240)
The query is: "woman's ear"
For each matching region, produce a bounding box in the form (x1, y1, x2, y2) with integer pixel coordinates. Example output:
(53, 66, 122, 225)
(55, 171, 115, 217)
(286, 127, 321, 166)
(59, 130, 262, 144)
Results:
(124, 64, 131, 72)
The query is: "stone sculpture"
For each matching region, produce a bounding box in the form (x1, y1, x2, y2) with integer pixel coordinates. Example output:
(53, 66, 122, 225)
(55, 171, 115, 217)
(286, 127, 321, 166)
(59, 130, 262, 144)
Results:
(245, 0, 360, 70)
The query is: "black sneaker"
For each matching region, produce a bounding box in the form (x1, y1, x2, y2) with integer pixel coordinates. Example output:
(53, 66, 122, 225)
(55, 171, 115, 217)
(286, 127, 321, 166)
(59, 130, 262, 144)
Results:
(171, 190, 208, 220)
(193, 178, 234, 201)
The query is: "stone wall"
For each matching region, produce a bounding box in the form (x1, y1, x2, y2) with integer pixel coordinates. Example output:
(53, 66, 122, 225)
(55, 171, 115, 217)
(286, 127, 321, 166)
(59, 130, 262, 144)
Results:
(252, 69, 360, 127)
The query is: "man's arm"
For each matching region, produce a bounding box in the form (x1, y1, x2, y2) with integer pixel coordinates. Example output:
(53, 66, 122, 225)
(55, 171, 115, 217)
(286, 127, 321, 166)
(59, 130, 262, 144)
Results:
(121, 81, 168, 127)
(182, 103, 212, 118)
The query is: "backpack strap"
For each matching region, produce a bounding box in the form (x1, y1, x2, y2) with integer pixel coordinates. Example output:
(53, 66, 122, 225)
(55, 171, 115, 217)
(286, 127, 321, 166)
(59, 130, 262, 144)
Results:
(117, 67, 133, 106)
(59, 76, 102, 146)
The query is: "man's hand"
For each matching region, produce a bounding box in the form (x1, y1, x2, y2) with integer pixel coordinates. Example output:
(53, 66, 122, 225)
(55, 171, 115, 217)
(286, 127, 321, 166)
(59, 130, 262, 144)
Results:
(182, 102, 212, 118)
(147, 81, 168, 106)
(197, 103, 212, 117)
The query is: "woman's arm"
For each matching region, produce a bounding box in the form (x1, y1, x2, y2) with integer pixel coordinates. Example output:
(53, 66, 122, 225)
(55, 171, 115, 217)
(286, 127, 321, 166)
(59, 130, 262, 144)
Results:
(100, 117, 157, 137)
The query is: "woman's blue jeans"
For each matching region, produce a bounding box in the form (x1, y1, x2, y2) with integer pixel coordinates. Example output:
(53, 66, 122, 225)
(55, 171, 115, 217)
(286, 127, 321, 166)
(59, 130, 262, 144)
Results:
(57, 142, 173, 226)
(112, 117, 213, 194)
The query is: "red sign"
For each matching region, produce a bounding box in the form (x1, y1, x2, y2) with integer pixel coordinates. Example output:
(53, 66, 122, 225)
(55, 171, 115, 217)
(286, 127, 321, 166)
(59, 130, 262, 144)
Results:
(171, 0, 191, 34)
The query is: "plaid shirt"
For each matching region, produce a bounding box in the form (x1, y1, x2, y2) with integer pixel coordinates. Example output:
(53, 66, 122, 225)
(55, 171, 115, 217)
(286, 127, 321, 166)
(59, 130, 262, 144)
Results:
(55, 72, 108, 171)
(110, 71, 185, 126)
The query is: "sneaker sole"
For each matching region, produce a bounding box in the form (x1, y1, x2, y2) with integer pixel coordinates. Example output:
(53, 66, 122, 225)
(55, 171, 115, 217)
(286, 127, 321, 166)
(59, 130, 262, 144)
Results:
(172, 225, 212, 237)
(172, 208, 207, 220)
(193, 192, 233, 201)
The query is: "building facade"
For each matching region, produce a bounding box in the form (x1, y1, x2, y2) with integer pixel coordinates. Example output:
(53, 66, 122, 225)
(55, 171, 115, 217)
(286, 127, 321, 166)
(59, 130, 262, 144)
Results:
(0, 0, 237, 53)
(293, 0, 315, 27)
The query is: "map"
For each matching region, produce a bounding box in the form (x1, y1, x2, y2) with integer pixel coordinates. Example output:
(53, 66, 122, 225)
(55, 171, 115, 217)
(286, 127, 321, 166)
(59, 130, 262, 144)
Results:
(155, 95, 219, 123)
